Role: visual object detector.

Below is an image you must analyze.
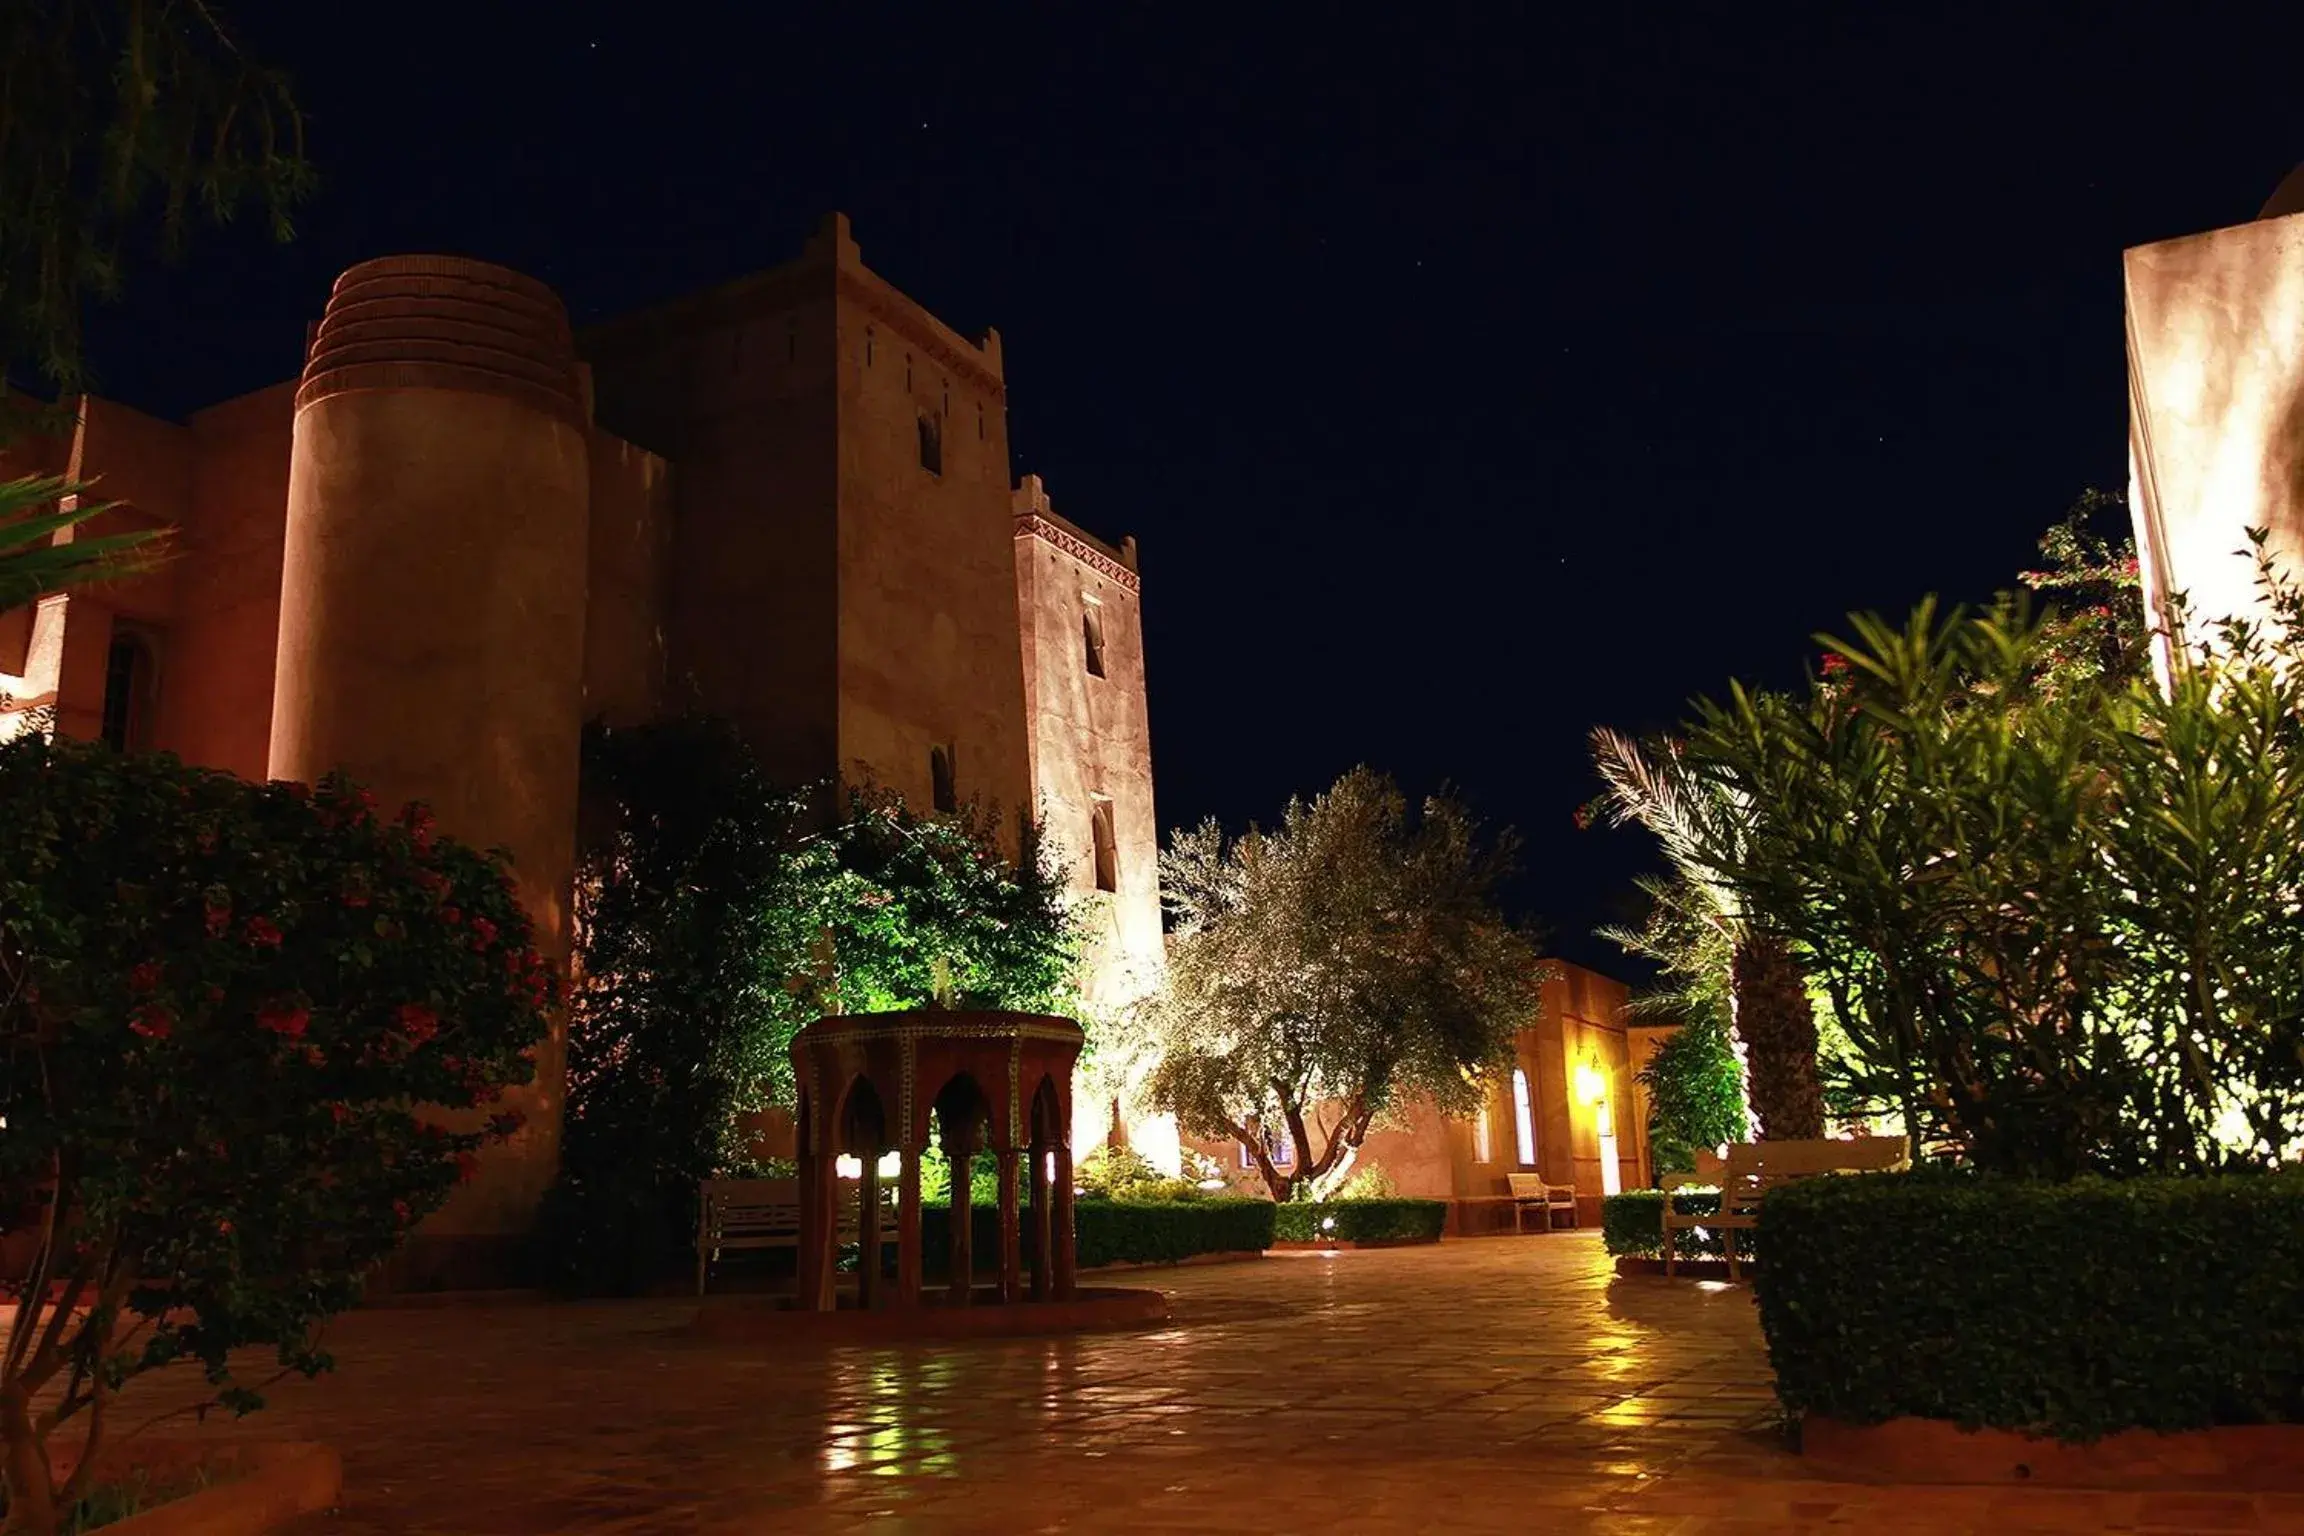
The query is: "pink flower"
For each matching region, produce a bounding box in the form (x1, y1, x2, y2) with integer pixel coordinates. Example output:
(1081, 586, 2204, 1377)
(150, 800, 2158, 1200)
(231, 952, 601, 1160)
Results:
(243, 916, 283, 948)
(470, 917, 498, 951)
(128, 1004, 172, 1040)
(128, 961, 162, 993)
(397, 1003, 440, 1046)
(1820, 653, 1851, 677)
(326, 1101, 350, 1125)
(391, 1199, 413, 1225)
(257, 1001, 310, 1039)
(440, 907, 462, 927)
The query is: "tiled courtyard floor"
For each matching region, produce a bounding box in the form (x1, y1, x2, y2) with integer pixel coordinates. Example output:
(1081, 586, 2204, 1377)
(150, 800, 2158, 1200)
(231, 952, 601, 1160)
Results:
(107, 1232, 2304, 1533)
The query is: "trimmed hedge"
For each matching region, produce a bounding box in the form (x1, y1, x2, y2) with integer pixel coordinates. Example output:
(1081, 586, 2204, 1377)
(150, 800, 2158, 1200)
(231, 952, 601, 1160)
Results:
(1080, 1198, 1276, 1267)
(1273, 1198, 1448, 1244)
(1600, 1188, 1747, 1261)
(1758, 1170, 2304, 1442)
(917, 1197, 1275, 1275)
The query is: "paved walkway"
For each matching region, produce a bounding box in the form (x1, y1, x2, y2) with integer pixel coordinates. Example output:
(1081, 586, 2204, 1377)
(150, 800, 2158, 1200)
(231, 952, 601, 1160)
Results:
(103, 1233, 2304, 1533)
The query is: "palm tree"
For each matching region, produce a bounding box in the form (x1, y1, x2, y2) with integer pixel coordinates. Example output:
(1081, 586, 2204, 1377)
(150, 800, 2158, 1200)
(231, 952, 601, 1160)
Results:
(0, 476, 159, 612)
(1590, 726, 1825, 1141)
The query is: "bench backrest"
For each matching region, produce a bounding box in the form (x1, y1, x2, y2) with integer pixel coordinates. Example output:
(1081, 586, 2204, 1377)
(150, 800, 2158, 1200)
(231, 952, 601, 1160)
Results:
(701, 1177, 801, 1238)
(1720, 1136, 1908, 1214)
(1505, 1173, 1567, 1201)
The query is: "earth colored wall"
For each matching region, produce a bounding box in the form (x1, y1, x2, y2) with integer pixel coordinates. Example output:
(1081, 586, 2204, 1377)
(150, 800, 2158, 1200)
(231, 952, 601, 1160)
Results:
(2127, 208, 2304, 663)
(1013, 477, 1161, 1012)
(832, 233, 1032, 857)
(271, 257, 594, 1282)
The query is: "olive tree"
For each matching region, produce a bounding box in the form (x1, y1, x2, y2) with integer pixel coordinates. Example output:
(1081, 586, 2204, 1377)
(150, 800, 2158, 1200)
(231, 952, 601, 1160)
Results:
(1133, 767, 1547, 1201)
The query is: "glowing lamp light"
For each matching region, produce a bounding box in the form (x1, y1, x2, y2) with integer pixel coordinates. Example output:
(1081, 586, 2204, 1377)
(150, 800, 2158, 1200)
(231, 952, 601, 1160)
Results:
(1320, 1215, 1337, 1233)
(1196, 1178, 1227, 1192)
(1574, 1062, 1608, 1107)
(878, 1150, 902, 1179)
(834, 1154, 863, 1179)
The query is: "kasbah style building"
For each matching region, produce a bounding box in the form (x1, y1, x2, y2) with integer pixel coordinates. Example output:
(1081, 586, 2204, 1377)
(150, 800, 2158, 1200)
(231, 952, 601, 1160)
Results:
(0, 215, 1653, 1283)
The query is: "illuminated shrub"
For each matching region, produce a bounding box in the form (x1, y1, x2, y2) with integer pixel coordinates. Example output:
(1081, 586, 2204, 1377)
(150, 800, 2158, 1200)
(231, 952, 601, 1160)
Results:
(0, 735, 551, 1527)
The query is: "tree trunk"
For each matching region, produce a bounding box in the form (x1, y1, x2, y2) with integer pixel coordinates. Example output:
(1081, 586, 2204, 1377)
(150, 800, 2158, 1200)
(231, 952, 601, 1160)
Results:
(1730, 931, 1826, 1140)
(0, 1379, 55, 1536)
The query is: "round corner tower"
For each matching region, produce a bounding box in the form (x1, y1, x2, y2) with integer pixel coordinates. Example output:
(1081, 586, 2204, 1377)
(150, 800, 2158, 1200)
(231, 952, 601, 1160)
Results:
(269, 256, 591, 1283)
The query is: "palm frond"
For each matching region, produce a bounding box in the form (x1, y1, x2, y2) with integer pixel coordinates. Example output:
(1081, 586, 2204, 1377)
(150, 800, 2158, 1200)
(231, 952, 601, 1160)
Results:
(0, 475, 168, 610)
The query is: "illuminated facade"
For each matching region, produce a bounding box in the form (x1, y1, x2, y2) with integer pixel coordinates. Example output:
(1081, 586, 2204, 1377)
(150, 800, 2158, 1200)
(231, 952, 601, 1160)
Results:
(2127, 169, 2304, 664)
(1184, 958, 1659, 1229)
(0, 216, 1161, 1280)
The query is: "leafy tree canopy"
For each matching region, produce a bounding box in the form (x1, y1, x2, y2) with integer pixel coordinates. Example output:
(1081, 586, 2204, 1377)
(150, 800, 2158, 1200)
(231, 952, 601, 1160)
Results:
(2, 0, 308, 402)
(1133, 766, 1548, 1201)
(544, 717, 1082, 1293)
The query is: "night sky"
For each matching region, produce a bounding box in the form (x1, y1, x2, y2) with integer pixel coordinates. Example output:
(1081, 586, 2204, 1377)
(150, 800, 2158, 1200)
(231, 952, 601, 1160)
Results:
(83, 6, 2304, 975)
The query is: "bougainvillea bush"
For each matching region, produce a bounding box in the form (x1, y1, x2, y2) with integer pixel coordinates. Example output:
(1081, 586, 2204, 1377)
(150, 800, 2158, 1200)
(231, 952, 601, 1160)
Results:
(0, 735, 551, 1534)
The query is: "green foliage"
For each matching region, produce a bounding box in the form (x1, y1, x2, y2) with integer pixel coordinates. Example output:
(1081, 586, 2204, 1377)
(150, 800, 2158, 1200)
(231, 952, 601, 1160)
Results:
(0, 477, 167, 611)
(1332, 1161, 1398, 1199)
(1599, 1189, 1739, 1260)
(1587, 730, 1824, 1139)
(1638, 1013, 1747, 1175)
(1757, 1169, 2304, 1440)
(545, 717, 1083, 1294)
(1135, 766, 1547, 1200)
(0, 736, 548, 1521)
(1271, 1198, 1448, 1244)
(1074, 1145, 1207, 1203)
(916, 1197, 1276, 1273)
(1077, 1198, 1276, 1267)
(1681, 531, 2304, 1176)
(1, 0, 310, 402)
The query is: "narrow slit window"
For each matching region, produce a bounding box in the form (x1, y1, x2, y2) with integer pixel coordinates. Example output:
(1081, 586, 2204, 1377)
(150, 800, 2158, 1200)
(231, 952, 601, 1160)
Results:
(930, 744, 957, 813)
(1511, 1067, 1538, 1167)
(918, 414, 943, 475)
(977, 402, 984, 440)
(1081, 602, 1107, 677)
(1472, 1103, 1494, 1164)
(865, 326, 875, 366)
(100, 632, 152, 753)
(1090, 799, 1117, 892)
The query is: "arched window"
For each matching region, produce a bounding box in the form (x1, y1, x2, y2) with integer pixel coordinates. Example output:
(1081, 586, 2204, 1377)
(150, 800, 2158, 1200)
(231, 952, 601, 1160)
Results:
(1090, 799, 1117, 892)
(1511, 1067, 1538, 1167)
(917, 413, 943, 475)
(100, 630, 154, 753)
(1081, 602, 1107, 678)
(930, 744, 957, 813)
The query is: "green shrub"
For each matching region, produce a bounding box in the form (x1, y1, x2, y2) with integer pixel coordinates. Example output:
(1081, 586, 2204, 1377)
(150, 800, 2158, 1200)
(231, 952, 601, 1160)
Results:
(1077, 1198, 1275, 1267)
(1272, 1198, 1447, 1244)
(1600, 1188, 1744, 1260)
(1758, 1170, 2304, 1440)
(916, 1197, 1274, 1274)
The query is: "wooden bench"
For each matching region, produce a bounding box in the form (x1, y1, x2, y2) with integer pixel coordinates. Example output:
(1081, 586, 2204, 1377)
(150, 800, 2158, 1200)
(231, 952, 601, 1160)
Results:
(1661, 1135, 1907, 1279)
(696, 1176, 891, 1295)
(1506, 1172, 1579, 1232)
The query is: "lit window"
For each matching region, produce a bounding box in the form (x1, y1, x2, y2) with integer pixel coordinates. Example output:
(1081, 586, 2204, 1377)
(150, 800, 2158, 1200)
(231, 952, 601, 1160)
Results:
(1081, 603, 1107, 678)
(1471, 1105, 1493, 1164)
(1090, 800, 1117, 893)
(1511, 1067, 1537, 1167)
(930, 745, 957, 813)
(918, 414, 943, 475)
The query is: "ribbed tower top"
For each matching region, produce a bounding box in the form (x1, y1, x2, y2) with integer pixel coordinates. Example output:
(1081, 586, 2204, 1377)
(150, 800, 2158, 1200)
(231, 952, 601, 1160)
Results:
(296, 256, 585, 428)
